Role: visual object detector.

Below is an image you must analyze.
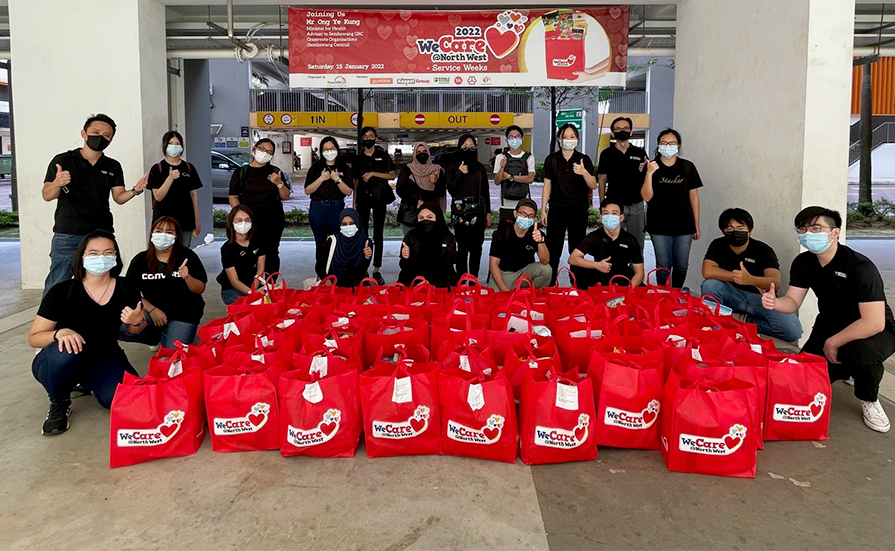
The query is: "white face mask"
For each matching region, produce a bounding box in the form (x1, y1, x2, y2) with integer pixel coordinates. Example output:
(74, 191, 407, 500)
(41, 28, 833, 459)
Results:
(233, 221, 252, 235)
(166, 144, 183, 157)
(322, 150, 338, 161)
(150, 232, 176, 250)
(253, 150, 273, 164)
(340, 224, 358, 238)
(561, 139, 578, 151)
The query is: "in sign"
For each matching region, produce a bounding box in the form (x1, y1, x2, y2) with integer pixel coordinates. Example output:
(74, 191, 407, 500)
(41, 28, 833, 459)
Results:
(280, 113, 293, 125)
(414, 114, 426, 125)
(490, 114, 501, 125)
(262, 113, 275, 125)
(350, 113, 360, 126)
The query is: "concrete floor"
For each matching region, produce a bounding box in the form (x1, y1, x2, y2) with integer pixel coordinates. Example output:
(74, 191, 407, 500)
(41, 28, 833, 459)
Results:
(1, 239, 895, 550)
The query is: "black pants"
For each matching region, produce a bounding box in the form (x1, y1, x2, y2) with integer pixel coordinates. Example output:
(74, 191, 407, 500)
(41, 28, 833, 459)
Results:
(802, 322, 895, 402)
(546, 203, 588, 286)
(455, 221, 486, 279)
(357, 197, 386, 269)
(249, 203, 285, 276)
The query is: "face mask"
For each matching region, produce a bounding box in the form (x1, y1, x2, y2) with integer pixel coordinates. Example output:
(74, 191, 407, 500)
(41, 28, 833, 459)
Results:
(724, 230, 749, 247)
(507, 137, 523, 150)
(419, 220, 435, 233)
(151, 232, 176, 250)
(233, 221, 252, 235)
(461, 149, 477, 161)
(804, 230, 833, 254)
(613, 130, 631, 141)
(516, 216, 534, 230)
(362, 139, 376, 149)
(166, 145, 183, 157)
(797, 233, 808, 247)
(602, 214, 621, 231)
(253, 150, 272, 164)
(322, 150, 338, 162)
(560, 139, 578, 151)
(83, 255, 116, 275)
(415, 152, 430, 164)
(658, 144, 679, 159)
(86, 135, 111, 152)
(340, 224, 358, 238)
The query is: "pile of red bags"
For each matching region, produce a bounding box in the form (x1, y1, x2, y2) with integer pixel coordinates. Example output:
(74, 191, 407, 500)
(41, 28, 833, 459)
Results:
(110, 270, 832, 477)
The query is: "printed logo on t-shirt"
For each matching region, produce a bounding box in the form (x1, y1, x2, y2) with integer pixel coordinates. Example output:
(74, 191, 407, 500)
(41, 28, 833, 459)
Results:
(834, 271, 847, 279)
(142, 272, 183, 280)
(619, 243, 628, 249)
(658, 176, 684, 185)
(525, 245, 535, 251)
(744, 258, 756, 263)
(629, 155, 643, 161)
(100, 170, 115, 177)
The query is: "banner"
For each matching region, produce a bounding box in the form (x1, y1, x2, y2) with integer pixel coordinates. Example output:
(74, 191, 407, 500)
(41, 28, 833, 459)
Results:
(289, 8, 628, 88)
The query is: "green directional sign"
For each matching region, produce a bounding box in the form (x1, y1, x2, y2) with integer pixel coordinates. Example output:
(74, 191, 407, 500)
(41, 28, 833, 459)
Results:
(555, 109, 587, 151)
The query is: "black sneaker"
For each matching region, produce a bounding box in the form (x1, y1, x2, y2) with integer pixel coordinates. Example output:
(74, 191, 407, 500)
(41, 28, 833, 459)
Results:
(373, 272, 386, 286)
(42, 401, 71, 435)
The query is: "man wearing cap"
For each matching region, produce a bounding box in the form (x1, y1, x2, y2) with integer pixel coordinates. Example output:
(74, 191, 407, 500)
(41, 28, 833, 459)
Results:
(488, 198, 551, 291)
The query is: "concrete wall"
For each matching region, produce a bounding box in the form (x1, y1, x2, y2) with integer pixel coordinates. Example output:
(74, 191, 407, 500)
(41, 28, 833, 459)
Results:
(645, 57, 675, 153)
(184, 60, 214, 241)
(209, 59, 251, 144)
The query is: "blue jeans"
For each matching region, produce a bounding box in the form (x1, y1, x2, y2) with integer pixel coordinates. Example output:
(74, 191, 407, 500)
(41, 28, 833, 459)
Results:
(43, 233, 84, 298)
(651, 234, 693, 288)
(32, 344, 135, 408)
(119, 312, 198, 349)
(701, 279, 803, 342)
(221, 288, 247, 305)
(310, 199, 345, 278)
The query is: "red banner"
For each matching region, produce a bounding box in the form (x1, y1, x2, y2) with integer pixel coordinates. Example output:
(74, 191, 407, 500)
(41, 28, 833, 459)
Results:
(289, 8, 628, 88)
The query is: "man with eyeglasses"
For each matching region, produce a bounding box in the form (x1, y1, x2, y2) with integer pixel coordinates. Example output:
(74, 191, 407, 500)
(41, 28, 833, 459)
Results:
(569, 198, 644, 290)
(488, 199, 550, 291)
(763, 206, 895, 433)
(597, 116, 649, 251)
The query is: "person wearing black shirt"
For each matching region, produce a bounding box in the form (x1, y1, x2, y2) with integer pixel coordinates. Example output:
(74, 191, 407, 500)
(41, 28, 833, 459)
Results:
(540, 123, 597, 286)
(569, 198, 644, 290)
(701, 208, 801, 342)
(489, 199, 550, 291)
(642, 128, 703, 288)
(305, 136, 353, 279)
(446, 133, 492, 280)
(29, 230, 148, 435)
(147, 130, 202, 247)
(398, 202, 459, 288)
(493, 125, 536, 224)
(121, 217, 207, 349)
(228, 138, 289, 276)
(763, 206, 895, 433)
(352, 127, 396, 285)
(324, 208, 373, 288)
(217, 205, 266, 305)
(597, 116, 649, 252)
(41, 114, 148, 298)
(396, 142, 446, 235)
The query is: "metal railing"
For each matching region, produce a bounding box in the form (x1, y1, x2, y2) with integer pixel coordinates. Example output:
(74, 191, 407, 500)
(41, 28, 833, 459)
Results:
(848, 122, 895, 165)
(251, 88, 534, 113)
(604, 90, 648, 114)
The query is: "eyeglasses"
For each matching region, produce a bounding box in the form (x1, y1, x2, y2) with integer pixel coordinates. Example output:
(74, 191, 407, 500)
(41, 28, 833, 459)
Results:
(233, 218, 252, 224)
(83, 252, 117, 260)
(461, 146, 477, 151)
(796, 224, 834, 234)
(658, 141, 678, 146)
(256, 147, 274, 155)
(516, 212, 536, 220)
(613, 127, 631, 132)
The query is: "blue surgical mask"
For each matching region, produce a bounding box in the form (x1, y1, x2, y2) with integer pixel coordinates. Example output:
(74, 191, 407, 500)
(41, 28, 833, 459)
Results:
(151, 232, 176, 250)
(507, 137, 523, 150)
(804, 231, 833, 254)
(166, 145, 183, 157)
(602, 214, 621, 231)
(340, 224, 358, 238)
(83, 255, 117, 275)
(797, 233, 808, 247)
(658, 144, 679, 159)
(516, 216, 534, 230)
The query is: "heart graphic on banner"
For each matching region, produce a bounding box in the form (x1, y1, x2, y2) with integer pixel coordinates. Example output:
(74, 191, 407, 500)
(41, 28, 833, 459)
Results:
(497, 13, 510, 26)
(483, 427, 500, 441)
(248, 413, 266, 427)
(407, 63, 417, 72)
(810, 403, 823, 417)
(403, 46, 418, 61)
(394, 38, 408, 51)
(615, 56, 625, 69)
(618, 43, 628, 55)
(159, 423, 178, 438)
(366, 17, 379, 29)
(293, 39, 307, 53)
(642, 410, 657, 424)
(484, 26, 519, 59)
(320, 421, 337, 436)
(300, 52, 315, 65)
(382, 11, 397, 20)
(393, 58, 409, 72)
(448, 14, 463, 26)
(500, 63, 513, 73)
(723, 435, 741, 451)
(410, 418, 426, 432)
(406, 35, 419, 46)
(510, 13, 522, 22)
(609, 6, 622, 19)
(574, 426, 587, 442)
(316, 53, 334, 65)
(399, 10, 413, 21)
(409, 19, 419, 27)
(396, 24, 410, 38)
(377, 25, 393, 40)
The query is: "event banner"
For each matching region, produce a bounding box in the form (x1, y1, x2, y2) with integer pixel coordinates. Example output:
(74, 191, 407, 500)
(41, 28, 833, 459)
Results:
(289, 7, 628, 88)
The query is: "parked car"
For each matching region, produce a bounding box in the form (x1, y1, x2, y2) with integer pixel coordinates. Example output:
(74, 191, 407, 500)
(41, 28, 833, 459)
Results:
(211, 150, 252, 202)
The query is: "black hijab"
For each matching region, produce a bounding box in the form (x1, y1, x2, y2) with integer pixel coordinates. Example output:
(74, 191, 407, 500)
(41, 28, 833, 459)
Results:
(330, 208, 367, 280)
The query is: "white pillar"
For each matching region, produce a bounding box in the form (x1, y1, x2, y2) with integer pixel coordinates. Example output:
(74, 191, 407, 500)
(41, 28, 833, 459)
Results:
(10, 0, 167, 289)
(673, 0, 855, 337)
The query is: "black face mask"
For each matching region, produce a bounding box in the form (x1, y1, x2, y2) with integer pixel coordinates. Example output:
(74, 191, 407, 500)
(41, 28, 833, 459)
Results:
(461, 149, 477, 162)
(614, 130, 631, 141)
(419, 220, 435, 233)
(86, 135, 111, 152)
(415, 152, 430, 164)
(362, 139, 376, 150)
(724, 230, 749, 247)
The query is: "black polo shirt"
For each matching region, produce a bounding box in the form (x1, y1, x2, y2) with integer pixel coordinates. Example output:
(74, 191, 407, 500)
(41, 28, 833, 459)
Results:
(645, 157, 703, 236)
(490, 222, 540, 272)
(543, 150, 595, 208)
(305, 161, 351, 201)
(704, 237, 779, 294)
(147, 159, 203, 231)
(789, 244, 895, 334)
(352, 146, 395, 200)
(217, 240, 264, 290)
(125, 247, 207, 325)
(44, 149, 126, 235)
(597, 142, 648, 206)
(229, 164, 284, 210)
(575, 228, 643, 284)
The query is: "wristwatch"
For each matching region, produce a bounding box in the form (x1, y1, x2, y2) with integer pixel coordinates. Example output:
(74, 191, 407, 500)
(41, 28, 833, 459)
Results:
(132, 188, 143, 196)
(276, 183, 284, 189)
(508, 175, 515, 182)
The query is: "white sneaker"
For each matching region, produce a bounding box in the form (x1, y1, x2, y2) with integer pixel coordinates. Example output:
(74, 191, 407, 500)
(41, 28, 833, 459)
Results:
(843, 377, 855, 386)
(861, 400, 891, 433)
(148, 345, 160, 352)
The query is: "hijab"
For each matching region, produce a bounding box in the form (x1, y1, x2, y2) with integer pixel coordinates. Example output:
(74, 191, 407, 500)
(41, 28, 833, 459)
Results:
(407, 142, 441, 191)
(330, 208, 368, 280)
(414, 202, 449, 245)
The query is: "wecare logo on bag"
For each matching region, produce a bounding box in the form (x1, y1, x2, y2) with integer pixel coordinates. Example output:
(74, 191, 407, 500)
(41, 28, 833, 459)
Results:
(213, 402, 270, 436)
(447, 414, 505, 445)
(534, 413, 589, 448)
(117, 410, 185, 447)
(678, 424, 747, 455)
(372, 405, 430, 439)
(772, 393, 827, 423)
(287, 409, 341, 447)
(604, 400, 660, 430)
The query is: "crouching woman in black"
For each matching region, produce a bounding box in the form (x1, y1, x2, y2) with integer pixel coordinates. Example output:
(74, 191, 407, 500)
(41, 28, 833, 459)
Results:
(398, 202, 459, 288)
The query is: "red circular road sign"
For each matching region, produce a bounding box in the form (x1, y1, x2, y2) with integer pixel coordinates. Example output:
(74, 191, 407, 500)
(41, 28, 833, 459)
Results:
(490, 114, 501, 125)
(414, 113, 426, 125)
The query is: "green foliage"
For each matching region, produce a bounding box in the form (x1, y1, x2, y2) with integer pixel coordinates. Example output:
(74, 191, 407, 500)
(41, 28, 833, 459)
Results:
(534, 161, 545, 183)
(847, 200, 895, 225)
(0, 211, 18, 227)
(213, 209, 229, 228)
(283, 209, 310, 226)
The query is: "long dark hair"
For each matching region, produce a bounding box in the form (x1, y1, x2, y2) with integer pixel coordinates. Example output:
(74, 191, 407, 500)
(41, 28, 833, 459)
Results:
(71, 229, 124, 280)
(227, 205, 256, 243)
(146, 217, 183, 275)
(162, 130, 184, 154)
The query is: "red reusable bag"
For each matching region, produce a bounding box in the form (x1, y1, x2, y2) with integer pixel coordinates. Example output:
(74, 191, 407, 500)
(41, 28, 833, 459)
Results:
(293, 343, 363, 376)
(439, 369, 518, 463)
(431, 301, 491, 353)
(278, 368, 362, 458)
(359, 363, 441, 457)
(591, 357, 664, 449)
(197, 312, 262, 348)
(660, 372, 758, 478)
(502, 339, 562, 398)
(363, 317, 429, 369)
(519, 369, 598, 465)
(763, 353, 831, 441)
(204, 362, 281, 452)
(437, 340, 496, 375)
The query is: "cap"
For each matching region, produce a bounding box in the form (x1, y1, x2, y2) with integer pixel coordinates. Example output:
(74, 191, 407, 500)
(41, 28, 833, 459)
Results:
(515, 198, 538, 213)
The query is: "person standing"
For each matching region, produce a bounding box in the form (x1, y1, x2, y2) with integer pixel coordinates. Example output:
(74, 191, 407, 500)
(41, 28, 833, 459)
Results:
(217, 206, 266, 305)
(488, 199, 550, 291)
(41, 114, 148, 297)
(352, 126, 396, 285)
(305, 137, 353, 279)
(324, 209, 373, 288)
(597, 117, 649, 252)
(569, 198, 645, 289)
(398, 202, 459, 288)
(494, 126, 536, 224)
(642, 128, 702, 288)
(540, 123, 597, 285)
(396, 142, 445, 235)
(446, 134, 492, 279)
(763, 206, 895, 433)
(228, 138, 289, 277)
(147, 131, 202, 247)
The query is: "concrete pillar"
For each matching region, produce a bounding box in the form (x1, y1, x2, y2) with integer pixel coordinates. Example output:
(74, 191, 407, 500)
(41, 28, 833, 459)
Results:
(10, 0, 167, 289)
(673, 0, 855, 336)
(183, 60, 214, 241)
(645, 57, 675, 149)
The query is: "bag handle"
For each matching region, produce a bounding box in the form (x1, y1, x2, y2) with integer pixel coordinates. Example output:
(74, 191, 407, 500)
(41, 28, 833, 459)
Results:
(503, 299, 534, 333)
(646, 267, 672, 288)
(445, 300, 475, 332)
(556, 266, 577, 288)
(686, 375, 721, 393)
(609, 274, 632, 290)
(264, 272, 288, 298)
(314, 275, 339, 293)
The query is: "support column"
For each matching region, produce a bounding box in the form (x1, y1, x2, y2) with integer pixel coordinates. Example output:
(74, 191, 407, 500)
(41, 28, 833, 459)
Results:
(9, 0, 167, 289)
(673, 0, 855, 337)
(183, 60, 214, 243)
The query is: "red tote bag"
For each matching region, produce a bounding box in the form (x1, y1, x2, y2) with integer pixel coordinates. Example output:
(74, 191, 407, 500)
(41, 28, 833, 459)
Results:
(437, 340, 496, 375)
(363, 317, 429, 369)
(591, 357, 664, 450)
(204, 363, 281, 453)
(502, 339, 562, 398)
(293, 343, 364, 376)
(763, 353, 832, 441)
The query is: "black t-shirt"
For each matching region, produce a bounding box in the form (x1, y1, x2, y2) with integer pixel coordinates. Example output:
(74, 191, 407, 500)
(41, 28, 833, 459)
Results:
(543, 150, 595, 207)
(305, 161, 350, 201)
(490, 222, 540, 272)
(575, 228, 644, 284)
(598, 143, 648, 206)
(125, 247, 207, 325)
(789, 244, 895, 334)
(44, 149, 126, 235)
(645, 158, 703, 236)
(704, 237, 779, 294)
(217, 240, 264, 290)
(352, 146, 396, 200)
(229, 164, 284, 210)
(445, 162, 491, 218)
(38, 278, 140, 351)
(147, 159, 203, 231)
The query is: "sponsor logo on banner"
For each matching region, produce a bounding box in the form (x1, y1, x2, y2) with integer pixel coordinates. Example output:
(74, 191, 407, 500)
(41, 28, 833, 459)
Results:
(678, 424, 747, 455)
(372, 405, 431, 439)
(117, 410, 185, 447)
(397, 78, 416, 85)
(453, 76, 463, 85)
(552, 54, 577, 67)
(447, 414, 504, 445)
(534, 413, 589, 448)
(213, 403, 271, 436)
(772, 393, 826, 423)
(604, 400, 660, 430)
(286, 409, 341, 447)
(434, 77, 450, 84)
(370, 78, 394, 84)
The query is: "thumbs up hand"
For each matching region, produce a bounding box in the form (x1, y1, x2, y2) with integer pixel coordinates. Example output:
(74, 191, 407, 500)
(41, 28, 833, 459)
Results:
(761, 282, 777, 311)
(572, 159, 586, 176)
(167, 167, 181, 182)
(647, 160, 660, 175)
(532, 221, 543, 244)
(595, 257, 613, 273)
(177, 258, 190, 279)
(401, 242, 410, 259)
(54, 164, 71, 187)
(731, 261, 751, 286)
(121, 301, 145, 326)
(458, 162, 468, 174)
(134, 172, 149, 192)
(269, 170, 283, 186)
